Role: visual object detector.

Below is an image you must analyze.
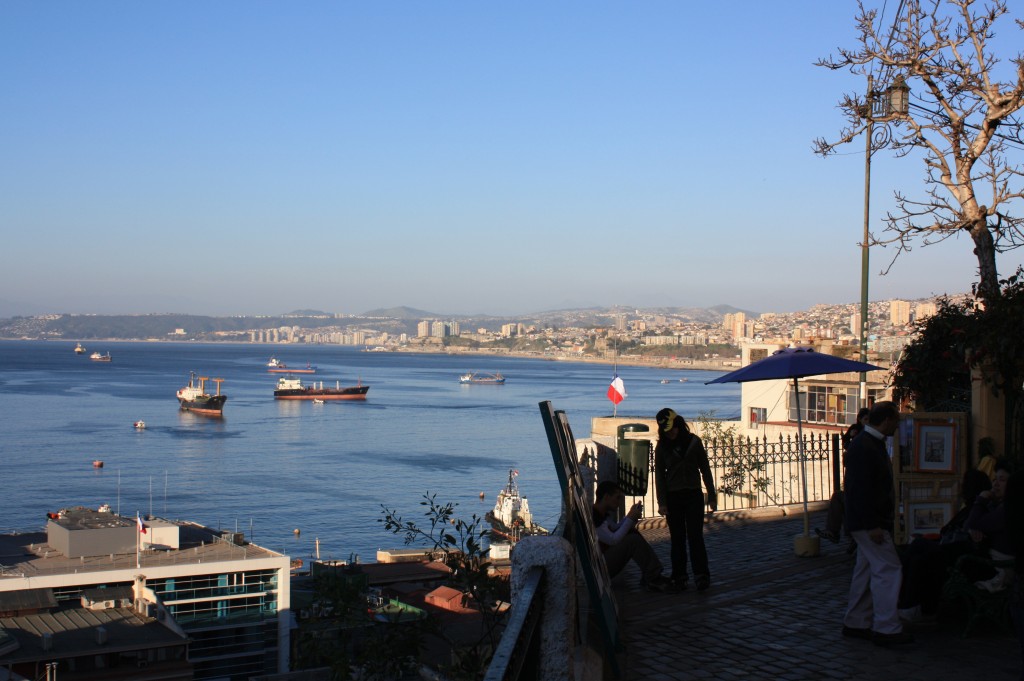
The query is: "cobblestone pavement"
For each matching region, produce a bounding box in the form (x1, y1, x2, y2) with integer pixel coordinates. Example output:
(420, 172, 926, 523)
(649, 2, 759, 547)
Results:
(613, 509, 1020, 681)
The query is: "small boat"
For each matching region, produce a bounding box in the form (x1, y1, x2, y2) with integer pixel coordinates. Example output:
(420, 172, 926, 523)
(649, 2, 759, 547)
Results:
(459, 372, 506, 384)
(177, 372, 227, 416)
(679, 378, 689, 383)
(312, 398, 325, 405)
(92, 460, 104, 468)
(267, 358, 316, 374)
(485, 469, 546, 543)
(74, 343, 86, 354)
(133, 420, 146, 429)
(89, 352, 112, 362)
(274, 376, 369, 401)
(660, 379, 671, 384)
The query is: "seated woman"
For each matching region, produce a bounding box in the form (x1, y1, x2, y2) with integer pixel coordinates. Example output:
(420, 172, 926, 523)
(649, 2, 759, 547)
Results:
(898, 468, 992, 620)
(966, 459, 1014, 590)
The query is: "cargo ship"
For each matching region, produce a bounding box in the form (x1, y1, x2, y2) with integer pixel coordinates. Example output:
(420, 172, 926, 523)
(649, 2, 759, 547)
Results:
(267, 358, 316, 374)
(273, 376, 369, 401)
(177, 372, 227, 416)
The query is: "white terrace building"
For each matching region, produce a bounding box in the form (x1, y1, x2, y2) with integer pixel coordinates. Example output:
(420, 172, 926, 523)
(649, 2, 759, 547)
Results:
(0, 507, 290, 681)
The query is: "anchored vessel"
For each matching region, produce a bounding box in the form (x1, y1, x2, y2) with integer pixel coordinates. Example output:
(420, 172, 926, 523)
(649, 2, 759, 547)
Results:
(459, 371, 506, 384)
(273, 376, 369, 401)
(177, 372, 227, 415)
(485, 469, 546, 543)
(89, 352, 111, 362)
(74, 342, 86, 354)
(267, 357, 316, 374)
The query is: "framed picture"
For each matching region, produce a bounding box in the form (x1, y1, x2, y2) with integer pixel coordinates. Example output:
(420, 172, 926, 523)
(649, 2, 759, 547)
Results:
(907, 502, 952, 535)
(914, 421, 957, 472)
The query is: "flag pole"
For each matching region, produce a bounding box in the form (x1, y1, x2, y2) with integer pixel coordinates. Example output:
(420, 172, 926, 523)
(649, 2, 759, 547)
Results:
(136, 511, 141, 569)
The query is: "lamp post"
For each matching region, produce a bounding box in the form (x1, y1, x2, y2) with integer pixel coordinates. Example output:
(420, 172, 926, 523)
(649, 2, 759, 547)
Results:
(859, 73, 910, 404)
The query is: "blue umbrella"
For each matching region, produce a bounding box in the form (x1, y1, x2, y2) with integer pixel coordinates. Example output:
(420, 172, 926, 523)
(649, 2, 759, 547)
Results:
(706, 347, 886, 552)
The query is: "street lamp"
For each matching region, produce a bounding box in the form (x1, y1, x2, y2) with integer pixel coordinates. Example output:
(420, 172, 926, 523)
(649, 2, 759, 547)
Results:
(859, 73, 910, 404)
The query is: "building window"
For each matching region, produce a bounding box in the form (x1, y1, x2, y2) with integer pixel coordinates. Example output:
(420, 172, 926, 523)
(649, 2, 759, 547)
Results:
(749, 407, 766, 425)
(788, 385, 884, 426)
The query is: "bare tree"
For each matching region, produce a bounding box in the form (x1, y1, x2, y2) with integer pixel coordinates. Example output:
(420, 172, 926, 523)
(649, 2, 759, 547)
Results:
(815, 0, 1024, 303)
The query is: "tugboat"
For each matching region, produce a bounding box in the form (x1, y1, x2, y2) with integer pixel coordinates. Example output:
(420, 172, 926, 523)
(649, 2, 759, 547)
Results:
(273, 376, 369, 400)
(485, 469, 546, 543)
(176, 372, 227, 416)
(74, 342, 86, 354)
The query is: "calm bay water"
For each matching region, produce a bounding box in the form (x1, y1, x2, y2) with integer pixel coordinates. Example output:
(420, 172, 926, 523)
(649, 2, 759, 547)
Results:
(0, 340, 738, 562)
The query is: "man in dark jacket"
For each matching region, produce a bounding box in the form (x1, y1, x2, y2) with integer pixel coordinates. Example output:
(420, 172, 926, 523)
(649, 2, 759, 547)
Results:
(842, 400, 913, 646)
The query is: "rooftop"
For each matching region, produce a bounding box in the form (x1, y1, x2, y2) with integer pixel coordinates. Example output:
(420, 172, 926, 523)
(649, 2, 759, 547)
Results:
(0, 518, 285, 582)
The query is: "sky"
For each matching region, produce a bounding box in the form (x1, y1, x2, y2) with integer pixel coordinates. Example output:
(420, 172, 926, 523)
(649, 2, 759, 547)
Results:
(2, 2, 1023, 318)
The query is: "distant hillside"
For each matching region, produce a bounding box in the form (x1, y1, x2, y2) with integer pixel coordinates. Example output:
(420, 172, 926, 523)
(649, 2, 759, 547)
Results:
(360, 306, 441, 319)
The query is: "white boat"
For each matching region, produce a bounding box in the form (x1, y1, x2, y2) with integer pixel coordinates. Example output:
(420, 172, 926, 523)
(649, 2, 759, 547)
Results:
(133, 420, 146, 429)
(459, 371, 506, 384)
(312, 398, 325, 404)
(89, 352, 111, 362)
(485, 469, 545, 543)
(267, 357, 282, 367)
(660, 379, 671, 384)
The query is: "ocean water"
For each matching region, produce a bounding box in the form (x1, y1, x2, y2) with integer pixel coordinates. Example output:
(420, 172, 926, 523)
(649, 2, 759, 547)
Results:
(0, 340, 739, 562)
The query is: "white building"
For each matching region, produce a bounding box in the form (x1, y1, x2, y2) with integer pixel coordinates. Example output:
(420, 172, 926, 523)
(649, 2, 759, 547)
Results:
(0, 507, 291, 681)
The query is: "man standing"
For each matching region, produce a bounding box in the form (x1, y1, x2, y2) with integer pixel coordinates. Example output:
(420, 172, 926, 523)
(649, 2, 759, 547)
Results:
(592, 481, 676, 592)
(842, 400, 913, 646)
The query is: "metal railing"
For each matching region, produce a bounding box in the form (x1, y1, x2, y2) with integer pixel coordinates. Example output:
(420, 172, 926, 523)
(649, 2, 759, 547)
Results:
(482, 566, 544, 681)
(605, 432, 840, 516)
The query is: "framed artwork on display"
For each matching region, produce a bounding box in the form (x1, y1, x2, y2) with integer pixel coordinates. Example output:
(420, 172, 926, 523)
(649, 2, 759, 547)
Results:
(907, 502, 952, 535)
(914, 421, 957, 473)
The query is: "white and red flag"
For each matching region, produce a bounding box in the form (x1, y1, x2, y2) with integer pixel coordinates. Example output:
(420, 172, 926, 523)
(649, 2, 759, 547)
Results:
(607, 374, 626, 405)
(137, 513, 148, 534)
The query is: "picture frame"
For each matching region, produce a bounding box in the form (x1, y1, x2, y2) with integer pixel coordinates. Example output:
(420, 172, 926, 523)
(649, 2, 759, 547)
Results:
(906, 502, 952, 536)
(914, 421, 957, 473)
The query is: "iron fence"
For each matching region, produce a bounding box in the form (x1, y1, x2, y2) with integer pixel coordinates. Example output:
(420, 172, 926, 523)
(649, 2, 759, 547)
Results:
(607, 433, 841, 516)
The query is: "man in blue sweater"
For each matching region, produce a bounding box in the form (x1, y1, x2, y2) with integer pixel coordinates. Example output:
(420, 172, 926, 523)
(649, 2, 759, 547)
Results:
(842, 400, 913, 646)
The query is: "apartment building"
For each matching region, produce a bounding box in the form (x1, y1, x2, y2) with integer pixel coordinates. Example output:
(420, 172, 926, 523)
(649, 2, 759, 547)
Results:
(0, 508, 291, 681)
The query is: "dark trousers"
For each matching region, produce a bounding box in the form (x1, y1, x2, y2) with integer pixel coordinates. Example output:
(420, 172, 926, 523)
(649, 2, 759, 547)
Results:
(825, 490, 845, 536)
(666, 488, 709, 581)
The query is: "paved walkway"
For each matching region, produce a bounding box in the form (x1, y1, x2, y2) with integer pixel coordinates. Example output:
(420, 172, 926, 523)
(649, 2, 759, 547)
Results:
(613, 509, 1019, 681)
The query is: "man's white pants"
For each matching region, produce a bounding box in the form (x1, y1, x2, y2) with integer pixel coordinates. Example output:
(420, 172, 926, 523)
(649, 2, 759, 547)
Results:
(843, 529, 903, 634)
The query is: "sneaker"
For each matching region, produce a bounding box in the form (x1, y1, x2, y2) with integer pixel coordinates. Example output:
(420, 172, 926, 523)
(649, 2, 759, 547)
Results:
(841, 625, 872, 640)
(815, 528, 840, 544)
(695, 575, 711, 591)
(872, 631, 914, 647)
(643, 575, 680, 593)
(897, 605, 922, 623)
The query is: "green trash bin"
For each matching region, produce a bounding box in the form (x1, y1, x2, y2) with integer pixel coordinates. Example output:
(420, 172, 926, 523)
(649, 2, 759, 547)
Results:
(616, 423, 651, 495)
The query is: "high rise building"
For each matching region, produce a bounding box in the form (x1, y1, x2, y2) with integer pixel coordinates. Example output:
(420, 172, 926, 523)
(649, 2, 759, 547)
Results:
(890, 300, 911, 326)
(914, 302, 937, 321)
(417, 320, 431, 337)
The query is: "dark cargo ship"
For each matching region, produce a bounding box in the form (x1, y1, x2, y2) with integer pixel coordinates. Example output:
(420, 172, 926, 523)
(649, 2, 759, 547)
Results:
(273, 376, 369, 401)
(177, 372, 227, 415)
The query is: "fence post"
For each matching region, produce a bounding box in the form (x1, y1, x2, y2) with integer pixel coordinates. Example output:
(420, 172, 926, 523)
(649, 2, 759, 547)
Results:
(831, 433, 841, 496)
(510, 535, 577, 680)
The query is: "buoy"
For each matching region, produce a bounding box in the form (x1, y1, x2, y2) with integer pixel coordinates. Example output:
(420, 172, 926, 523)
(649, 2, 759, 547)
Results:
(92, 460, 104, 468)
(293, 528, 300, 536)
(479, 492, 485, 499)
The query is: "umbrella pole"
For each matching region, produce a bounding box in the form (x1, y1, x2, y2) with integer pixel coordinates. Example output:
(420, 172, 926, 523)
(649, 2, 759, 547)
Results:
(795, 377, 810, 537)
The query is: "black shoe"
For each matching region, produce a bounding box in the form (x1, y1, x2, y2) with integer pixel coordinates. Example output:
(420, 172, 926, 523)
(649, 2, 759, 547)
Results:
(815, 528, 840, 544)
(695, 575, 711, 591)
(670, 577, 689, 591)
(642, 575, 681, 593)
(872, 631, 914, 647)
(841, 625, 872, 640)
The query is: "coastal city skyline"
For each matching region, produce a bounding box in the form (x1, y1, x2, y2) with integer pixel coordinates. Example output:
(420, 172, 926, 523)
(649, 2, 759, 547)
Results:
(4, 3, 1022, 319)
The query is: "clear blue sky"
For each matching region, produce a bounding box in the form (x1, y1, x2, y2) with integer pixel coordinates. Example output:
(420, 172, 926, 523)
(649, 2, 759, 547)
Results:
(2, 2, 1021, 317)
